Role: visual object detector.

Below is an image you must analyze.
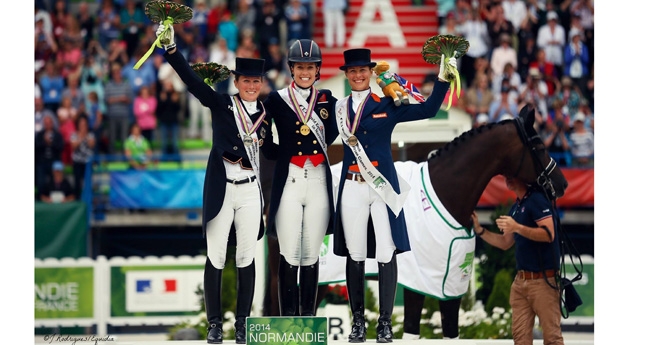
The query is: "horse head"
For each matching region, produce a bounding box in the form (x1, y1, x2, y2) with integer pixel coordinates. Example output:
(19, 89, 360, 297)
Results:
(512, 104, 568, 200)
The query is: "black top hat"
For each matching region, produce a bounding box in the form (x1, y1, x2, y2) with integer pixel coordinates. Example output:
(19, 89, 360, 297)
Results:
(231, 57, 266, 77)
(339, 48, 377, 71)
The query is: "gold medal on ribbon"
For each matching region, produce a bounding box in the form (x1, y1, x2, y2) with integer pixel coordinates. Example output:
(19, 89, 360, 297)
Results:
(243, 135, 254, 145)
(300, 124, 310, 136)
(348, 135, 358, 147)
(320, 108, 329, 119)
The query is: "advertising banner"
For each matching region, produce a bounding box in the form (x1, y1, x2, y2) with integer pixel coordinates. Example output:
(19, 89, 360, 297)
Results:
(35, 267, 94, 319)
(246, 317, 327, 345)
(109, 170, 205, 208)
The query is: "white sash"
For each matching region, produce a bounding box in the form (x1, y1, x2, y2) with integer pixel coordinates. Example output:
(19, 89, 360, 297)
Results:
(230, 97, 264, 203)
(335, 96, 410, 216)
(277, 87, 330, 163)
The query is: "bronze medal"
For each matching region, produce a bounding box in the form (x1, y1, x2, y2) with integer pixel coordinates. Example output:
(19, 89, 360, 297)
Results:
(300, 124, 310, 136)
(347, 135, 358, 147)
(243, 135, 254, 145)
(320, 108, 329, 119)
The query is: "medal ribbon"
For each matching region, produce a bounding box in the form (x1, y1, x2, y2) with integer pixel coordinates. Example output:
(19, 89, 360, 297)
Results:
(233, 95, 266, 137)
(347, 91, 370, 135)
(287, 82, 318, 125)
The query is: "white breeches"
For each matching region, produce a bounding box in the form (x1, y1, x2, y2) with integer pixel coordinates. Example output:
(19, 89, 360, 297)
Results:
(340, 179, 396, 263)
(206, 163, 261, 269)
(275, 161, 329, 266)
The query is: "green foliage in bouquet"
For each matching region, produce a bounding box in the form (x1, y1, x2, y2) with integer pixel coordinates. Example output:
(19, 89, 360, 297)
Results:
(191, 62, 231, 87)
(422, 35, 470, 110)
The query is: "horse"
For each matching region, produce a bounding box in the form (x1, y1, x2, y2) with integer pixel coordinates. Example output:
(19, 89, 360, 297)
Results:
(259, 104, 568, 337)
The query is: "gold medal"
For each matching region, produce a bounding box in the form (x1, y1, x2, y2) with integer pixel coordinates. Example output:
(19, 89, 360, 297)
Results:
(320, 108, 329, 119)
(300, 124, 310, 136)
(243, 135, 254, 145)
(347, 135, 358, 147)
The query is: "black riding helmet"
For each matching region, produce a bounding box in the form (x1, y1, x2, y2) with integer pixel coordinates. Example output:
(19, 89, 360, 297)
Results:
(287, 39, 322, 81)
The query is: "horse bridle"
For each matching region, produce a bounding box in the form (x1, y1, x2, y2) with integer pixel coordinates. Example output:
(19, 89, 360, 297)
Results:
(513, 117, 559, 200)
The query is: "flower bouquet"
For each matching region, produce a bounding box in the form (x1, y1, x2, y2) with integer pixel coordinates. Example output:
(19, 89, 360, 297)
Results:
(134, 0, 193, 69)
(191, 62, 231, 88)
(421, 34, 470, 109)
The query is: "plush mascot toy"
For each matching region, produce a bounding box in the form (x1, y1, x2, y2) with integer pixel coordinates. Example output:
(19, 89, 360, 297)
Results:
(374, 61, 410, 106)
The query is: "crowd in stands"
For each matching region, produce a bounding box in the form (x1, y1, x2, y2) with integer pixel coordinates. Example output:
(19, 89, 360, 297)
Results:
(431, 0, 594, 168)
(34, 0, 593, 201)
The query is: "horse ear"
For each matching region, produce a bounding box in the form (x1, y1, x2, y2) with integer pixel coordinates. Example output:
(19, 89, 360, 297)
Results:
(519, 104, 535, 130)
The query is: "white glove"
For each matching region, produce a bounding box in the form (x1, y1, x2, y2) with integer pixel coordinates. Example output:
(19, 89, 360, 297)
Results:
(156, 22, 176, 51)
(437, 51, 458, 82)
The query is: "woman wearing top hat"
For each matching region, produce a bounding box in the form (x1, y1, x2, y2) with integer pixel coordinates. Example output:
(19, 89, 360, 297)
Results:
(333, 48, 457, 343)
(156, 22, 273, 344)
(261, 39, 338, 317)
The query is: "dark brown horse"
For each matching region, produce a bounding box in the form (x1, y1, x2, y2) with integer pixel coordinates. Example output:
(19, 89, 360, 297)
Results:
(260, 105, 568, 337)
(402, 104, 568, 337)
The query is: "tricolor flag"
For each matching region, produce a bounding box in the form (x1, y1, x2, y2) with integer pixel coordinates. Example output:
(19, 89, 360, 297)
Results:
(126, 270, 202, 312)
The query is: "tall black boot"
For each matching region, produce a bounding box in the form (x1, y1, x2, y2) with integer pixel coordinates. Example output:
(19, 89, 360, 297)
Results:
(278, 255, 300, 316)
(235, 260, 255, 344)
(204, 257, 223, 344)
(377, 254, 397, 343)
(299, 259, 319, 316)
(346, 257, 366, 343)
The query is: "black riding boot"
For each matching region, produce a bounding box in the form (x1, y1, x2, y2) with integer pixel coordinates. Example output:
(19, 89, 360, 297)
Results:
(299, 259, 319, 316)
(235, 260, 255, 344)
(204, 257, 223, 344)
(377, 254, 397, 343)
(346, 257, 366, 343)
(278, 255, 300, 316)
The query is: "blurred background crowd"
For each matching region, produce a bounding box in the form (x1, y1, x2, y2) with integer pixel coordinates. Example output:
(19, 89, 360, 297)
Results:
(34, 0, 594, 203)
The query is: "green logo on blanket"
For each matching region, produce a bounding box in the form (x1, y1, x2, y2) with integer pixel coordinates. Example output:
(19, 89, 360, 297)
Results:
(373, 177, 386, 189)
(320, 236, 330, 257)
(460, 252, 475, 279)
(246, 317, 327, 345)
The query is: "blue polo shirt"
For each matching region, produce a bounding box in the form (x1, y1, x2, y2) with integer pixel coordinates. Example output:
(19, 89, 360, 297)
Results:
(511, 189, 560, 272)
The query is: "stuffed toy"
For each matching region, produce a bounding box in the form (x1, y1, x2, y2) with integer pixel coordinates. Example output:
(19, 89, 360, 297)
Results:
(373, 61, 410, 106)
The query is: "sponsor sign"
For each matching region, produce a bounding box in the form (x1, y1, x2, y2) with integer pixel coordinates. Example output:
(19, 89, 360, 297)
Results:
(246, 317, 327, 345)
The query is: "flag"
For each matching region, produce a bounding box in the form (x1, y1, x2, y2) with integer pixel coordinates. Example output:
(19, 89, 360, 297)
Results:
(393, 74, 426, 103)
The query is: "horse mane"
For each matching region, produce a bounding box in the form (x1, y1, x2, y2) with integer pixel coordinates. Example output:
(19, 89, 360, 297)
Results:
(427, 120, 514, 161)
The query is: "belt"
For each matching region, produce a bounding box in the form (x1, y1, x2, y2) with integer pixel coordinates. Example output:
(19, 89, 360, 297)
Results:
(345, 172, 366, 183)
(226, 175, 257, 185)
(516, 269, 557, 280)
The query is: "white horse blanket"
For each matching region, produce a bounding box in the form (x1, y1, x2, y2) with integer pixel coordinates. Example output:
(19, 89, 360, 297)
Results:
(317, 161, 476, 300)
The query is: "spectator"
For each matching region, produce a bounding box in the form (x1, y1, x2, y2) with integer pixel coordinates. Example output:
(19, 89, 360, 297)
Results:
(568, 111, 594, 167)
(35, 17, 58, 70)
(96, 0, 121, 48)
(39, 161, 76, 203)
(70, 115, 96, 199)
(123, 44, 157, 98)
(209, 36, 236, 94)
(35, 114, 64, 195)
(55, 38, 84, 84)
(191, 0, 210, 46)
(51, 0, 69, 44)
(564, 28, 590, 98)
(187, 54, 212, 143)
(323, 0, 347, 49)
(80, 45, 107, 115)
(60, 13, 84, 51)
(263, 40, 288, 90)
(77, 1, 96, 50)
(57, 95, 78, 165)
(464, 73, 495, 119)
(255, 0, 284, 59)
(133, 85, 158, 144)
(206, 0, 231, 45)
(536, 11, 565, 75)
(61, 74, 85, 111)
(124, 122, 153, 170)
(490, 33, 517, 81)
(284, 0, 310, 43)
(529, 48, 558, 97)
(518, 67, 549, 121)
(434, 0, 457, 28)
(235, 30, 260, 59)
(218, 11, 239, 53)
(234, 0, 257, 38)
(39, 60, 66, 113)
(119, 0, 146, 58)
(553, 76, 582, 119)
(457, 8, 490, 89)
(492, 62, 521, 102)
(570, 0, 594, 71)
(486, 2, 514, 56)
(157, 80, 182, 160)
(105, 62, 133, 154)
(35, 97, 56, 133)
(106, 38, 130, 70)
(487, 85, 517, 123)
(501, 0, 527, 33)
(542, 100, 572, 166)
(439, 11, 461, 36)
(516, 34, 536, 81)
(86, 91, 105, 153)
